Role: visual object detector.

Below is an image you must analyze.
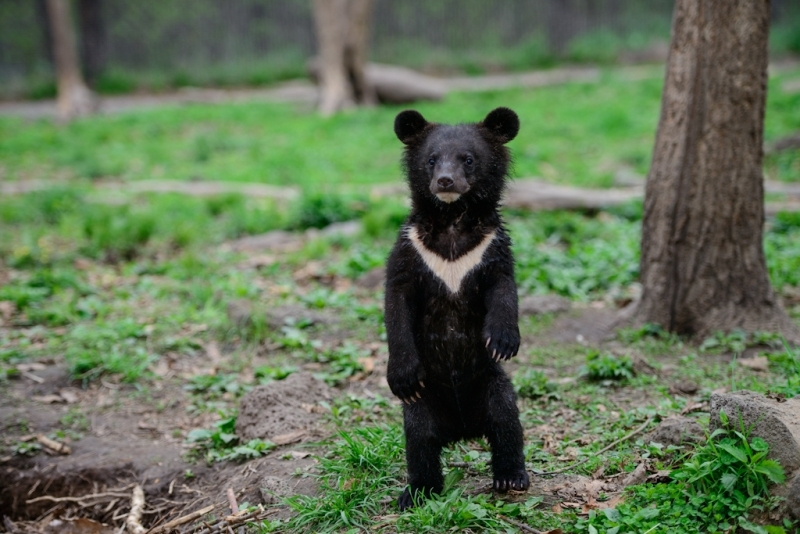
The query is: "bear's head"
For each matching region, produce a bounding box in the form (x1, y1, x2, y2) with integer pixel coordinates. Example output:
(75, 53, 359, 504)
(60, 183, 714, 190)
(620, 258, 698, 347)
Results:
(394, 107, 519, 211)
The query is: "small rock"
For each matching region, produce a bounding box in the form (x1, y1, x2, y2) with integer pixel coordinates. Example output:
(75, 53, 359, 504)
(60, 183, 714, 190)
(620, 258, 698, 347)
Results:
(259, 476, 291, 505)
(227, 301, 337, 330)
(710, 391, 800, 474)
(646, 415, 704, 446)
(786, 472, 800, 518)
(519, 295, 571, 316)
(265, 304, 337, 329)
(224, 230, 303, 253)
(621, 462, 648, 487)
(738, 356, 769, 372)
(307, 220, 362, 239)
(669, 380, 699, 396)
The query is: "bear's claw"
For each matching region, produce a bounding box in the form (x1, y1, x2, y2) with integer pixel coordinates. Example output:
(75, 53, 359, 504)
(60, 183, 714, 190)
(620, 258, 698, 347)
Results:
(493, 471, 530, 493)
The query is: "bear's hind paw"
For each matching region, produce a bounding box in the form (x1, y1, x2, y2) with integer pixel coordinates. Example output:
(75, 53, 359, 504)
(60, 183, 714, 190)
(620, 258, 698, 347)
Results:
(493, 471, 530, 493)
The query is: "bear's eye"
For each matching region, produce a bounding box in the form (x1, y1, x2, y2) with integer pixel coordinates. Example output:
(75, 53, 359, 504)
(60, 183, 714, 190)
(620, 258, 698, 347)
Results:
(428, 157, 436, 167)
(465, 156, 474, 165)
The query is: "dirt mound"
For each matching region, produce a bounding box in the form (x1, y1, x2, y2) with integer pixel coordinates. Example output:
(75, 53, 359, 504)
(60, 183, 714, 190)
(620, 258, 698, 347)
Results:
(236, 373, 334, 441)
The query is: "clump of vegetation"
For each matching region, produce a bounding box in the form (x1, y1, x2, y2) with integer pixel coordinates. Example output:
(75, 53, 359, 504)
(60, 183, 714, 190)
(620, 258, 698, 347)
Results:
(290, 193, 366, 231)
(581, 350, 634, 381)
(186, 416, 274, 464)
(700, 330, 783, 355)
(513, 369, 557, 399)
(583, 415, 787, 533)
(65, 319, 156, 383)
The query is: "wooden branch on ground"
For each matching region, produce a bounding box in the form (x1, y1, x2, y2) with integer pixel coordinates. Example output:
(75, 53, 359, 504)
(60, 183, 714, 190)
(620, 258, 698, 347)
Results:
(504, 180, 642, 211)
(146, 504, 215, 534)
(767, 132, 800, 153)
(225, 489, 238, 515)
(36, 434, 71, 455)
(27, 490, 132, 504)
(189, 509, 277, 534)
(126, 485, 146, 534)
(497, 515, 544, 534)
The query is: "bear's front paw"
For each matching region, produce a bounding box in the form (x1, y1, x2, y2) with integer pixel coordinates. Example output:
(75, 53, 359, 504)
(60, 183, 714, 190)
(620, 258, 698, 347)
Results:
(387, 363, 426, 405)
(484, 325, 520, 362)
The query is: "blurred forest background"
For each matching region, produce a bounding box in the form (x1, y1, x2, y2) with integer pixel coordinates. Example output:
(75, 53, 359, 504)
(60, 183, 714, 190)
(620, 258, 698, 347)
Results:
(4, 1, 800, 532)
(1, 0, 799, 100)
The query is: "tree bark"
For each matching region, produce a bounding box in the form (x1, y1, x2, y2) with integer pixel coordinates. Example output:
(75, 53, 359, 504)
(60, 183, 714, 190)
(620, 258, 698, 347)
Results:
(344, 0, 377, 105)
(311, 0, 375, 116)
(635, 0, 798, 340)
(46, 0, 96, 121)
(78, 0, 106, 85)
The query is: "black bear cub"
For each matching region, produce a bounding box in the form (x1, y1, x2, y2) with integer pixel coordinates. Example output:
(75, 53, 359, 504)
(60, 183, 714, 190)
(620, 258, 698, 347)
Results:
(385, 107, 529, 510)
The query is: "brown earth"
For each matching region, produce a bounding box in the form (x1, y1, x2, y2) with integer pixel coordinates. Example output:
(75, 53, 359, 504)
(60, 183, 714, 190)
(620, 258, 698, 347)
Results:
(0, 303, 706, 532)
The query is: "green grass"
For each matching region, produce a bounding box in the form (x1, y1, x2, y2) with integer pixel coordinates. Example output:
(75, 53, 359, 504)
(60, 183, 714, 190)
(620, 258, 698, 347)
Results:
(3, 66, 800, 532)
(2, 67, 799, 190)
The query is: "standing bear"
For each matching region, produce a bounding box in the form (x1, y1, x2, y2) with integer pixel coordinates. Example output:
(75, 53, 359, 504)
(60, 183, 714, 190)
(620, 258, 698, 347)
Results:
(384, 107, 530, 510)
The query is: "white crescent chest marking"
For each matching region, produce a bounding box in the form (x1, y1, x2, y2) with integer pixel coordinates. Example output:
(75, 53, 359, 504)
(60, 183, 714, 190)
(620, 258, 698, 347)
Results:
(407, 226, 497, 294)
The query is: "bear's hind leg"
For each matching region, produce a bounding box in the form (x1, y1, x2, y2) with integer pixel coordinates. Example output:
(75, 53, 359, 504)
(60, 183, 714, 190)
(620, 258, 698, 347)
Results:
(400, 404, 445, 510)
(485, 375, 530, 493)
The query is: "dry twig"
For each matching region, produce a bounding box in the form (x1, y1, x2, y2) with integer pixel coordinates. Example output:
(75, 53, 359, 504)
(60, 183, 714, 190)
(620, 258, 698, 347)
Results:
(533, 416, 654, 476)
(225, 489, 238, 515)
(36, 434, 71, 455)
(498, 514, 543, 534)
(27, 491, 131, 504)
(190, 509, 277, 534)
(126, 485, 146, 534)
(146, 504, 215, 534)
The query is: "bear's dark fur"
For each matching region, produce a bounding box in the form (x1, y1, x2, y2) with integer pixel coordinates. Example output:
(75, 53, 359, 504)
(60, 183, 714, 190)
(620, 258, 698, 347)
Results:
(385, 107, 529, 510)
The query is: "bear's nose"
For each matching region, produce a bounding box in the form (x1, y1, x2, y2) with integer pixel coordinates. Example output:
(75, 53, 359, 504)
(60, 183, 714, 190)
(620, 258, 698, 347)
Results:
(437, 176, 454, 189)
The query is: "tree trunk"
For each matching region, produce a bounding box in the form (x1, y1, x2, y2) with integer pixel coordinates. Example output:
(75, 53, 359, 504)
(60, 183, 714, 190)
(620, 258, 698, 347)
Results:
(311, 0, 374, 116)
(46, 0, 96, 121)
(78, 0, 106, 85)
(344, 0, 377, 105)
(635, 0, 799, 340)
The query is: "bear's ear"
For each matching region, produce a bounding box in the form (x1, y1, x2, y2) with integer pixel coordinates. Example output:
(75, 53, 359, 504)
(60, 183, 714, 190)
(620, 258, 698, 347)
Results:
(481, 107, 519, 143)
(394, 110, 429, 145)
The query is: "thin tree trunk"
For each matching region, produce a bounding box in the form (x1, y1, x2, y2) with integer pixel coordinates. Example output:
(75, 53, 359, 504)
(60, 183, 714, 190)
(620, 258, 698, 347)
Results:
(344, 0, 376, 105)
(312, 0, 354, 116)
(46, 0, 96, 121)
(635, 0, 798, 340)
(78, 0, 106, 85)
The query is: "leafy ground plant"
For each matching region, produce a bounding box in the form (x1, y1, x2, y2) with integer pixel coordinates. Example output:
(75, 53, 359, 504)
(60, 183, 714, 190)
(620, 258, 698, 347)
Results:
(513, 369, 557, 399)
(581, 350, 634, 381)
(186, 416, 275, 463)
(582, 413, 787, 534)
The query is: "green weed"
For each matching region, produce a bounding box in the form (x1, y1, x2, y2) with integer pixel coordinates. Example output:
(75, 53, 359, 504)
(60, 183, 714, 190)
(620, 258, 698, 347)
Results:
(186, 416, 275, 463)
(184, 373, 246, 399)
(513, 369, 557, 399)
(583, 417, 787, 534)
(12, 440, 42, 456)
(700, 330, 783, 355)
(308, 343, 370, 386)
(254, 365, 297, 383)
(581, 350, 634, 381)
(64, 319, 156, 383)
(283, 425, 405, 532)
